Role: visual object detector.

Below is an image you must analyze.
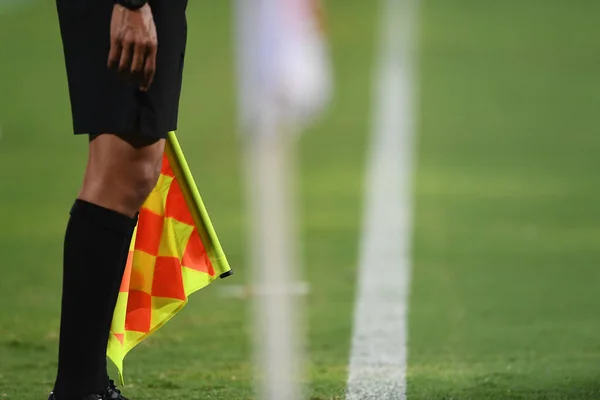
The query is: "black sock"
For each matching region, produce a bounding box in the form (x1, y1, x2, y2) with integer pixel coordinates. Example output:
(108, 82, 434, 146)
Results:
(54, 200, 137, 399)
(97, 211, 138, 390)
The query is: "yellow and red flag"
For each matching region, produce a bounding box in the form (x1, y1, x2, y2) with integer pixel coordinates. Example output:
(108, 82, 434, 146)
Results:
(107, 131, 232, 383)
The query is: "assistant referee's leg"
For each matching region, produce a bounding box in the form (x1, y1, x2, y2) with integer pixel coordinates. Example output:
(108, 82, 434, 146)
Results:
(81, 134, 165, 217)
(53, 134, 164, 399)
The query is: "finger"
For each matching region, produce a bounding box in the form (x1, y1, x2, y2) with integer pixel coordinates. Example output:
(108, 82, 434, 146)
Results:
(130, 40, 146, 76)
(140, 43, 157, 91)
(118, 38, 134, 74)
(107, 39, 122, 69)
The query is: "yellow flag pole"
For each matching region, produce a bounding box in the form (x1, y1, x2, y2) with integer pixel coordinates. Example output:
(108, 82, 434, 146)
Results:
(166, 131, 233, 278)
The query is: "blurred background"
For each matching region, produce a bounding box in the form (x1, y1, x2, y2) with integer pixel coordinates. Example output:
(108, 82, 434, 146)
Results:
(1, 1, 600, 399)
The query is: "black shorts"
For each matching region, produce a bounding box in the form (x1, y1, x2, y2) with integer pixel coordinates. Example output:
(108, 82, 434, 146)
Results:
(56, 0, 188, 139)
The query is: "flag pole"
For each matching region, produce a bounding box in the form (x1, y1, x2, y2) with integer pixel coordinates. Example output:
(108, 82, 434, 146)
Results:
(166, 131, 232, 276)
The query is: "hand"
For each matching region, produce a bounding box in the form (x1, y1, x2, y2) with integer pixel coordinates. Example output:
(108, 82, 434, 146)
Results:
(107, 4, 158, 92)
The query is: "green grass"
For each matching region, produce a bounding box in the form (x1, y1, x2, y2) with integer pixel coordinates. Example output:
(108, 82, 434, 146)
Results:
(0, 1, 374, 399)
(409, 0, 600, 399)
(1, 0, 600, 399)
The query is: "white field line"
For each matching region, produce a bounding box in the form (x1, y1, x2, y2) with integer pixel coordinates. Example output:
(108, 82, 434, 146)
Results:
(346, 0, 418, 399)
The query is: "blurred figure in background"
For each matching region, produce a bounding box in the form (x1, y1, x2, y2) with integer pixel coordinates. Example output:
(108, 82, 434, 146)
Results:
(235, 0, 331, 399)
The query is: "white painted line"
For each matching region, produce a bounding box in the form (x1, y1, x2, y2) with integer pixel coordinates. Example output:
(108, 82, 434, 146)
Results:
(346, 0, 418, 398)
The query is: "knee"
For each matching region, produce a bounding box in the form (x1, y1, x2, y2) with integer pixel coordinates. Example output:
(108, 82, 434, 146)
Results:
(80, 134, 166, 217)
(123, 158, 162, 210)
(81, 157, 162, 216)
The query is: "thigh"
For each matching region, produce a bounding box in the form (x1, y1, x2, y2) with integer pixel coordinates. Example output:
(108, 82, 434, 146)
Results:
(88, 134, 165, 170)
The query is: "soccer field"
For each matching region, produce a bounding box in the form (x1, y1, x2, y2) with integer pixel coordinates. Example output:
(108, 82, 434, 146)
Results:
(1, 1, 600, 399)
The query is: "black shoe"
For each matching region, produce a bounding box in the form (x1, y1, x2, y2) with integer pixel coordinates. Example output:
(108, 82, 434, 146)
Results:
(103, 380, 129, 400)
(48, 380, 129, 400)
(48, 395, 103, 400)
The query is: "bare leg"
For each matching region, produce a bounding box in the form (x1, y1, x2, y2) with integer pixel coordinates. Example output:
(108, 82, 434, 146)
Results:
(53, 133, 165, 399)
(80, 134, 166, 216)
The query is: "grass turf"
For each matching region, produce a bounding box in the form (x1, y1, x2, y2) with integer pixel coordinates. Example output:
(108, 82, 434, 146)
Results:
(0, 1, 374, 399)
(1, 0, 600, 399)
(409, 1, 600, 399)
